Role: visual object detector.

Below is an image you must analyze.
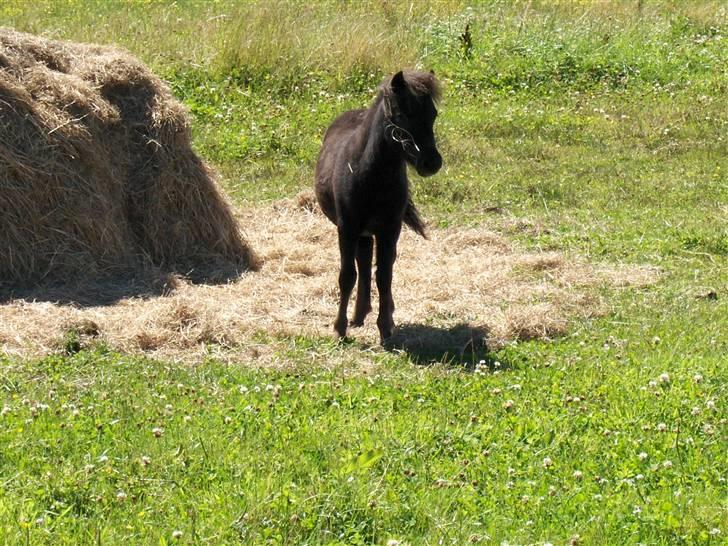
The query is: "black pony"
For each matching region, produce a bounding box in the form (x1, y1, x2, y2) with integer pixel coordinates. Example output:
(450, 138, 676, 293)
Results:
(314, 70, 442, 343)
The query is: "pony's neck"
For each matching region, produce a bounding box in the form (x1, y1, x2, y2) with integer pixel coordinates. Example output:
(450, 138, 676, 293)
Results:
(357, 95, 403, 172)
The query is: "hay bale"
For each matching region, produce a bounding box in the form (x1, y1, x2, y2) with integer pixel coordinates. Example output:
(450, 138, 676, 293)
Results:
(0, 28, 255, 288)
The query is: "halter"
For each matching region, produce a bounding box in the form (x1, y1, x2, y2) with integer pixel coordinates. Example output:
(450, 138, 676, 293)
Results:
(383, 95, 424, 161)
(384, 121, 421, 159)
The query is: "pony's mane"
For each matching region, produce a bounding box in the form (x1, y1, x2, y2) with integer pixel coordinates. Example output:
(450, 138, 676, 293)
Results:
(380, 70, 442, 104)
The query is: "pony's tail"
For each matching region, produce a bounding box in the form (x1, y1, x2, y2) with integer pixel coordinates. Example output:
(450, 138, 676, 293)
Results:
(403, 198, 428, 239)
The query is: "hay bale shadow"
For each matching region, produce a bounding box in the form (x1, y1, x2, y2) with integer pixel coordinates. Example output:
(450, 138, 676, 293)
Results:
(0, 272, 175, 307)
(0, 262, 247, 307)
(384, 322, 501, 367)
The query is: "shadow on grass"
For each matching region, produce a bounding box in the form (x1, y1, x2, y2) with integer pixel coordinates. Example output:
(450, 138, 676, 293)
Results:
(384, 322, 507, 369)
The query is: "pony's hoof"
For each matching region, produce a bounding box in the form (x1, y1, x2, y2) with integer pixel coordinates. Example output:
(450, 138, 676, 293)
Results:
(351, 305, 371, 327)
(378, 330, 393, 345)
(333, 320, 348, 339)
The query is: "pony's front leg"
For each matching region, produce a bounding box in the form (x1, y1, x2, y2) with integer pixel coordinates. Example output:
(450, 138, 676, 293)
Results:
(333, 229, 358, 339)
(375, 227, 401, 344)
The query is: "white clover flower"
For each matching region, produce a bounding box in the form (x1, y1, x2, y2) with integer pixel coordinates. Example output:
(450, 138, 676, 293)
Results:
(702, 423, 715, 435)
(172, 530, 184, 539)
(656, 423, 668, 432)
(141, 455, 151, 466)
(648, 380, 657, 388)
(638, 452, 648, 461)
(706, 399, 716, 410)
(709, 528, 721, 536)
(224, 416, 232, 424)
(116, 490, 127, 501)
(542, 457, 553, 469)
(691, 407, 701, 416)
(152, 427, 163, 437)
(693, 373, 703, 383)
(503, 400, 515, 410)
(0, 405, 10, 416)
(98, 455, 109, 463)
(633, 506, 641, 515)
(183, 415, 192, 422)
(662, 460, 673, 469)
(659, 373, 670, 384)
(239, 385, 249, 394)
(386, 540, 401, 546)
(635, 474, 644, 480)
(573, 470, 583, 480)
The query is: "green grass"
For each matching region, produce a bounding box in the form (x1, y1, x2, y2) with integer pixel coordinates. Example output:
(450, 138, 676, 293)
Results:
(1, 335, 724, 544)
(1, 1, 727, 544)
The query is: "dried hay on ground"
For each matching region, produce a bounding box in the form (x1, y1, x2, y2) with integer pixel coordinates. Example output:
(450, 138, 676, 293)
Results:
(0, 28, 254, 287)
(0, 198, 658, 366)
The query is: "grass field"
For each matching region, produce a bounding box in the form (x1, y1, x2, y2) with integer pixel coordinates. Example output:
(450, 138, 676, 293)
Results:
(1, 1, 726, 544)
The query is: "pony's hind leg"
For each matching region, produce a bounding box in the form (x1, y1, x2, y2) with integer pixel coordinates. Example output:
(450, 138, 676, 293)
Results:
(375, 227, 400, 343)
(333, 229, 358, 338)
(351, 235, 373, 327)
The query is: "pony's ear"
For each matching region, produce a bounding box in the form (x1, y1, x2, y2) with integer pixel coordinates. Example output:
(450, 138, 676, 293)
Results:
(391, 71, 406, 93)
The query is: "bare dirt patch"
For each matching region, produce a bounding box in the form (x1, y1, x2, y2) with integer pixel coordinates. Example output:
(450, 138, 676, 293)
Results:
(0, 197, 658, 365)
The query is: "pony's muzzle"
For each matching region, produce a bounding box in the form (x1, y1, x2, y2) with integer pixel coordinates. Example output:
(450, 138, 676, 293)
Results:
(416, 148, 442, 177)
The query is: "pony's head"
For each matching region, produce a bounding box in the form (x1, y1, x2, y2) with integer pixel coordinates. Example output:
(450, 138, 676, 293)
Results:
(383, 70, 443, 177)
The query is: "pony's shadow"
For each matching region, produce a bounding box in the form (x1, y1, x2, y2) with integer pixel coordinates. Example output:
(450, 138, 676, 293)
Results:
(383, 322, 505, 369)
